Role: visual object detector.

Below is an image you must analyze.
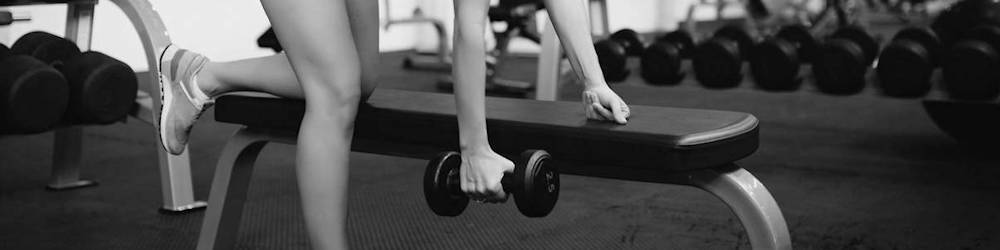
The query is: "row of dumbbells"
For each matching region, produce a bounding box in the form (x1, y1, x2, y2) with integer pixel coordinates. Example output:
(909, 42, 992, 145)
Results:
(596, 24, 1000, 101)
(0, 31, 137, 135)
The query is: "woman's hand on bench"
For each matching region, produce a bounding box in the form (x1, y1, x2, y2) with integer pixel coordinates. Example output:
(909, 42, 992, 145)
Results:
(583, 85, 630, 124)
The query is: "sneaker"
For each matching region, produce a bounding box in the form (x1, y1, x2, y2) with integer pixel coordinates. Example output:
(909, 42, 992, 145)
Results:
(157, 45, 212, 155)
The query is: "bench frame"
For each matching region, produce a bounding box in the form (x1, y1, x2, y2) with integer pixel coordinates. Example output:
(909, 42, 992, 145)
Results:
(196, 126, 791, 250)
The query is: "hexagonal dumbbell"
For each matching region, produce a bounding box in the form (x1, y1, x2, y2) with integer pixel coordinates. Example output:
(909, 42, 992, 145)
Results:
(749, 24, 820, 91)
(595, 29, 645, 82)
(13, 31, 137, 125)
(0, 33, 71, 134)
(812, 25, 880, 95)
(942, 25, 1000, 101)
(640, 30, 695, 86)
(693, 24, 755, 89)
(423, 150, 558, 217)
(876, 27, 942, 98)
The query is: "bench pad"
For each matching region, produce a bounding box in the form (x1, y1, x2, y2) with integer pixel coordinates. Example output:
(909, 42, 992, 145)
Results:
(215, 89, 758, 172)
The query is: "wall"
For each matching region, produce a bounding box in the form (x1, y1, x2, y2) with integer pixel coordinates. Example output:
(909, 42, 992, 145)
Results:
(0, 0, 738, 71)
(0, 0, 423, 71)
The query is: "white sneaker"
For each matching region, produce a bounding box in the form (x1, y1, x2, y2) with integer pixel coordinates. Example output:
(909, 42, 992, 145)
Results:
(157, 45, 212, 155)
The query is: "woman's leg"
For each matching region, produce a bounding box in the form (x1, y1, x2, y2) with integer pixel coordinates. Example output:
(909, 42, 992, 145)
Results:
(345, 0, 379, 100)
(260, 0, 361, 249)
(196, 0, 379, 101)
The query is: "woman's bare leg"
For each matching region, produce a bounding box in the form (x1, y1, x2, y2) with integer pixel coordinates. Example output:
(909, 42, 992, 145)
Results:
(259, 0, 360, 249)
(196, 0, 378, 101)
(345, 0, 379, 100)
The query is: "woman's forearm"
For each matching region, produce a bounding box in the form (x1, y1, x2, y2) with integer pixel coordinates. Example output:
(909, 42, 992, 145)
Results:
(543, 0, 609, 90)
(452, 0, 492, 153)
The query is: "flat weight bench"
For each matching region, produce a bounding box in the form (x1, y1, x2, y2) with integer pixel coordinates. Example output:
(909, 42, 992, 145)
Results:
(199, 89, 791, 250)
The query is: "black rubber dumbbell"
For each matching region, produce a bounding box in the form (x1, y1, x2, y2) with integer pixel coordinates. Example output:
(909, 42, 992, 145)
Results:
(813, 25, 880, 95)
(749, 24, 820, 91)
(11, 31, 82, 68)
(595, 29, 644, 82)
(693, 24, 755, 89)
(942, 25, 1000, 100)
(13, 31, 138, 124)
(424, 150, 558, 218)
(60, 51, 138, 124)
(0, 42, 69, 134)
(640, 30, 695, 85)
(876, 27, 941, 98)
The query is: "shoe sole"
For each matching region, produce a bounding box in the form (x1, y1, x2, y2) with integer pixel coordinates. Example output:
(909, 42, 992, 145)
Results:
(157, 45, 177, 154)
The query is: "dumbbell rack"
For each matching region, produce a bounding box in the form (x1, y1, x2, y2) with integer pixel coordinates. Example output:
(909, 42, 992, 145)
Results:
(1, 0, 206, 213)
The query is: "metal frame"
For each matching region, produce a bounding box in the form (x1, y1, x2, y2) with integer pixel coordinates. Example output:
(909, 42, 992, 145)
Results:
(7, 0, 206, 212)
(196, 126, 790, 250)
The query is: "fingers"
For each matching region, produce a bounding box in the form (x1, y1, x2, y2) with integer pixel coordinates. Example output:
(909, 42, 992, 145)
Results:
(460, 155, 510, 203)
(609, 99, 629, 124)
(468, 180, 507, 203)
(591, 102, 614, 120)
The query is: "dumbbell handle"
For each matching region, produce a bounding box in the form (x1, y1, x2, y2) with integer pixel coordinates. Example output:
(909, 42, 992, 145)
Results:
(446, 169, 516, 197)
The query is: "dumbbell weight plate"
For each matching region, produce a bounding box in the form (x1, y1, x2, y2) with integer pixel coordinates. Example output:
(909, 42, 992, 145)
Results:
(640, 41, 684, 85)
(876, 40, 934, 98)
(693, 38, 743, 89)
(0, 55, 69, 134)
(513, 150, 557, 218)
(714, 24, 754, 59)
(10, 31, 81, 68)
(831, 26, 879, 65)
(892, 27, 941, 65)
(943, 40, 1000, 100)
(610, 29, 644, 56)
(423, 151, 469, 217)
(595, 39, 630, 82)
(750, 39, 801, 91)
(659, 30, 695, 58)
(60, 51, 138, 124)
(775, 25, 819, 63)
(814, 39, 868, 95)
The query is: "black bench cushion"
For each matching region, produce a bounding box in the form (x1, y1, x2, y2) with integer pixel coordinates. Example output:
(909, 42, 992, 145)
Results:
(215, 89, 758, 172)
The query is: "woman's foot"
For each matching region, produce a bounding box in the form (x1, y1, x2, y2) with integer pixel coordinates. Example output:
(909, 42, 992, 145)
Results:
(157, 45, 213, 155)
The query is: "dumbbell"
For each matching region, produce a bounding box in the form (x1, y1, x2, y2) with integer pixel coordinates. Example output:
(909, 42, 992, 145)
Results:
(812, 25, 879, 95)
(749, 24, 820, 91)
(13, 31, 138, 124)
(693, 24, 755, 89)
(875, 27, 941, 98)
(0, 42, 69, 134)
(424, 150, 558, 218)
(640, 30, 695, 85)
(595, 29, 644, 82)
(941, 25, 1000, 100)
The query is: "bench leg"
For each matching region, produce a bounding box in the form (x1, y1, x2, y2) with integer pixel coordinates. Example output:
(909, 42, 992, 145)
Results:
(48, 127, 98, 190)
(196, 128, 270, 250)
(686, 165, 791, 250)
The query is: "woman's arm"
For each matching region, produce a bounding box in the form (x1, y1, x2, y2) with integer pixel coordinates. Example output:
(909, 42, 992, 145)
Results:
(542, 0, 630, 124)
(452, 0, 513, 203)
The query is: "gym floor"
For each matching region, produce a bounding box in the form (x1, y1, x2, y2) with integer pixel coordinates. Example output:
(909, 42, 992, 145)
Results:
(1, 50, 999, 249)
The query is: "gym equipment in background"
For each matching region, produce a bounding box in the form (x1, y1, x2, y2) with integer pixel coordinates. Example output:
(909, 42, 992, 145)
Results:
(749, 24, 819, 92)
(594, 28, 644, 82)
(876, 26, 941, 98)
(941, 25, 1000, 101)
(693, 24, 756, 89)
(640, 30, 695, 86)
(812, 25, 879, 95)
